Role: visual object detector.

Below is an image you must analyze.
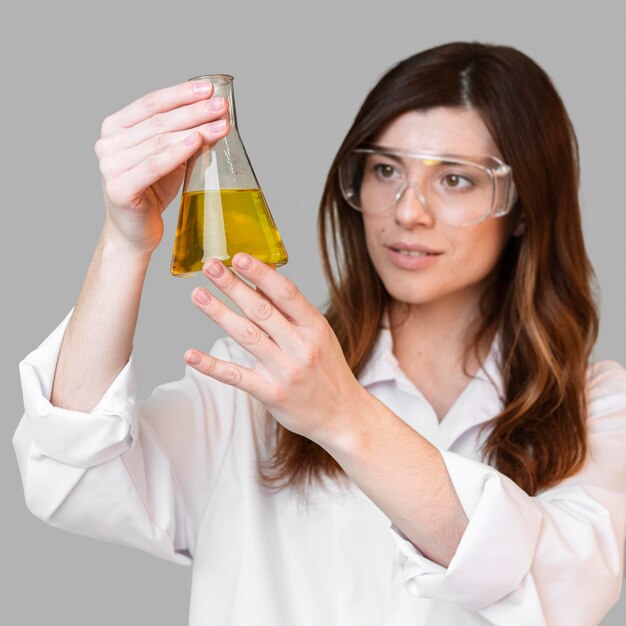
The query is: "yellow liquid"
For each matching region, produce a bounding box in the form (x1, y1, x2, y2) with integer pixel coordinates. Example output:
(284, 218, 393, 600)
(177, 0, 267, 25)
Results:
(170, 188, 288, 276)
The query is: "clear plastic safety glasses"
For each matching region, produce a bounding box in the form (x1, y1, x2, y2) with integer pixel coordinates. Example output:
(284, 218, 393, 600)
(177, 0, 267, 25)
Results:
(338, 145, 517, 227)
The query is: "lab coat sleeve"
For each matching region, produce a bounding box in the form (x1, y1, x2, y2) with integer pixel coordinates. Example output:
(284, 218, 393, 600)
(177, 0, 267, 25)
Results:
(12, 308, 239, 565)
(389, 360, 626, 625)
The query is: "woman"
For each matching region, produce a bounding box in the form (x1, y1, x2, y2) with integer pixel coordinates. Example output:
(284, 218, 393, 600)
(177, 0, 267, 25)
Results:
(13, 42, 626, 625)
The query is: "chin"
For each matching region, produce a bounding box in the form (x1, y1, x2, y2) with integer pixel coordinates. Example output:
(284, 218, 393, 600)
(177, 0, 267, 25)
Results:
(377, 265, 486, 310)
(379, 274, 447, 305)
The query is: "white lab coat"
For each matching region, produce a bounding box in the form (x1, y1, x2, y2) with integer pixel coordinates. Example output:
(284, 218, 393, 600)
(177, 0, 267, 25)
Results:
(12, 308, 626, 625)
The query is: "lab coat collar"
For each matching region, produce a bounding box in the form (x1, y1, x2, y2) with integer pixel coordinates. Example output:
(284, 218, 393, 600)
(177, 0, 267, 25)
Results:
(357, 311, 506, 438)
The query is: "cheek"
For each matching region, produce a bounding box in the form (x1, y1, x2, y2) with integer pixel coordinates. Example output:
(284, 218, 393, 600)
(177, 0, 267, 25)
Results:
(363, 219, 386, 260)
(448, 224, 509, 280)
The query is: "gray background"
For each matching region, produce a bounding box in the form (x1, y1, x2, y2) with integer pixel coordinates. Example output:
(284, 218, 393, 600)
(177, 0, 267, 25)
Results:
(2, 0, 624, 624)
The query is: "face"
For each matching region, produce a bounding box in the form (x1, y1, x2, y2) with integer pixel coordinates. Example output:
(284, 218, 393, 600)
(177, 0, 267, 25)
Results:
(361, 107, 520, 314)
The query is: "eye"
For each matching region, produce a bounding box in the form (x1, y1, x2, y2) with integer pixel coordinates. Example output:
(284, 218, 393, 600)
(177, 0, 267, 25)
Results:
(373, 163, 400, 180)
(442, 173, 473, 189)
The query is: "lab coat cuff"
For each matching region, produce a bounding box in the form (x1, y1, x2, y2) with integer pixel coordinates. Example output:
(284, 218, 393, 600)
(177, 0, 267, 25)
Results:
(389, 448, 543, 612)
(19, 307, 138, 468)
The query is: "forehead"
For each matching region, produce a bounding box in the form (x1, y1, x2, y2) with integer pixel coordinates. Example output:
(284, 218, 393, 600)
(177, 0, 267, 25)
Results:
(373, 107, 501, 158)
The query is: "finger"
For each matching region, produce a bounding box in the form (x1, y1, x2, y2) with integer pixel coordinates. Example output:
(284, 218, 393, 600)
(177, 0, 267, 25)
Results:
(253, 264, 277, 305)
(100, 95, 229, 154)
(230, 253, 321, 328)
(99, 118, 230, 177)
(109, 126, 227, 203)
(184, 349, 266, 397)
(201, 260, 306, 353)
(101, 79, 215, 136)
(190, 286, 285, 369)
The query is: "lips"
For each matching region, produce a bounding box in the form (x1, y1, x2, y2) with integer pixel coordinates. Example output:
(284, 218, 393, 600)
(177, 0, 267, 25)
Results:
(386, 242, 443, 256)
(385, 244, 442, 269)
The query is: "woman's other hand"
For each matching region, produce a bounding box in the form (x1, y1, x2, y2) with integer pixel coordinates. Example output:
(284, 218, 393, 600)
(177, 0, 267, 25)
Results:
(94, 79, 230, 255)
(184, 254, 369, 445)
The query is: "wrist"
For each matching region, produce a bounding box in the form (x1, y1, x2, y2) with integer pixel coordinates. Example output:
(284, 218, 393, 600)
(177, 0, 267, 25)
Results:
(100, 221, 154, 266)
(313, 386, 387, 457)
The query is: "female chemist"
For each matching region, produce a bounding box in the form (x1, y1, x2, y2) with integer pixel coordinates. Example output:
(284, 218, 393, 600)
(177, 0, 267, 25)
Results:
(13, 42, 626, 625)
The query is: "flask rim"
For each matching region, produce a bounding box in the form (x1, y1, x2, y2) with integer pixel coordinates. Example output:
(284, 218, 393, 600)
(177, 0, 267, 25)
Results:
(188, 74, 234, 86)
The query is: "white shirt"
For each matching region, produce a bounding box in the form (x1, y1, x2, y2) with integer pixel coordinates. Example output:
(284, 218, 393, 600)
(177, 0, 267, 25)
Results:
(12, 308, 626, 626)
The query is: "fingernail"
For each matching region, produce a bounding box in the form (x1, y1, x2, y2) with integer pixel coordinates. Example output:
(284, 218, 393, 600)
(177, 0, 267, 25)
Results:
(193, 288, 211, 304)
(193, 81, 213, 94)
(184, 132, 198, 145)
(234, 253, 252, 270)
(211, 119, 227, 131)
(205, 260, 225, 277)
(186, 351, 201, 364)
(208, 96, 225, 111)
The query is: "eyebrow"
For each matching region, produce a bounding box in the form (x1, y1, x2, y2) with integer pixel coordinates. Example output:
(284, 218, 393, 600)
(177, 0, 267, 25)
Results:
(370, 148, 404, 164)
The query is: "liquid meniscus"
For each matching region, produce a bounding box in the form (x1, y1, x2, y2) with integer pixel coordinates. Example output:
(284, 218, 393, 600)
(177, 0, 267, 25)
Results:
(171, 188, 288, 276)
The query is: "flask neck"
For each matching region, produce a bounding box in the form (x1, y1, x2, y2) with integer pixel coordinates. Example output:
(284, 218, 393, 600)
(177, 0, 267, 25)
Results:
(212, 76, 237, 129)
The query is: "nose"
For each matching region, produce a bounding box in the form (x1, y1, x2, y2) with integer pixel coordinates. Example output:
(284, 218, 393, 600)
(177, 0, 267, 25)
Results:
(393, 182, 435, 228)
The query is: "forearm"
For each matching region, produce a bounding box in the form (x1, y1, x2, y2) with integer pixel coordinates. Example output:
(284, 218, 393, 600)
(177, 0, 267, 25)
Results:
(318, 389, 469, 568)
(50, 220, 152, 412)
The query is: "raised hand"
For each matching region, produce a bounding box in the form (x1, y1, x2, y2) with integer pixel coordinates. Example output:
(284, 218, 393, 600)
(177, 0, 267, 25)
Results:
(184, 254, 369, 445)
(94, 79, 230, 254)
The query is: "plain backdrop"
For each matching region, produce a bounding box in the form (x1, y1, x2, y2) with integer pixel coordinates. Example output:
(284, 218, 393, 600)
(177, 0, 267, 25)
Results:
(2, 0, 625, 624)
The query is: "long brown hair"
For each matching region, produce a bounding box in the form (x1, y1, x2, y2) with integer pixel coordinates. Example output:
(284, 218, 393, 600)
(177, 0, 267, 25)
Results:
(258, 42, 599, 497)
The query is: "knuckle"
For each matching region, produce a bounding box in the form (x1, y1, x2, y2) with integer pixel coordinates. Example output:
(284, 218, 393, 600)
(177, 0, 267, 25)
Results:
(221, 269, 237, 289)
(223, 367, 241, 386)
(281, 278, 299, 300)
(312, 319, 331, 343)
(150, 113, 165, 132)
(152, 132, 167, 151)
(271, 385, 289, 406)
(250, 298, 273, 322)
(282, 365, 304, 389)
(100, 115, 115, 137)
(145, 153, 163, 175)
(201, 357, 216, 376)
(238, 323, 261, 346)
(301, 344, 320, 367)
(192, 101, 209, 124)
(141, 91, 160, 115)
(98, 155, 112, 176)
(94, 138, 105, 158)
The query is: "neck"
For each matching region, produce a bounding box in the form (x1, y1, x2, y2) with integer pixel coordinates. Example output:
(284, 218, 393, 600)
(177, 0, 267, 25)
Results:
(387, 283, 494, 375)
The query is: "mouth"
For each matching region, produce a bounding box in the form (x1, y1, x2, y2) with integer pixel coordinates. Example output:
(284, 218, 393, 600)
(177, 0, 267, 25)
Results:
(390, 248, 440, 257)
(386, 243, 443, 257)
(384, 242, 443, 269)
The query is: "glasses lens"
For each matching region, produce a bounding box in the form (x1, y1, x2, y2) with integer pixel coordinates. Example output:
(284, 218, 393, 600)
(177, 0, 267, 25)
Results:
(423, 158, 495, 226)
(339, 150, 498, 226)
(338, 151, 368, 210)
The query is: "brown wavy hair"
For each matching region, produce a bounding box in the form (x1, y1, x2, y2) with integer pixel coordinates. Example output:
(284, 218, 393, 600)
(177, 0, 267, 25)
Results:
(258, 41, 599, 497)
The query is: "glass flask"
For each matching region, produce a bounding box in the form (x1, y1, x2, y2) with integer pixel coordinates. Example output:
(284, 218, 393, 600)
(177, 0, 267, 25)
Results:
(171, 74, 288, 277)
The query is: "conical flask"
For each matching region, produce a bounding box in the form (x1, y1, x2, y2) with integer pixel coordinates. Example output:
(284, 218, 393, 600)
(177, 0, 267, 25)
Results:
(171, 74, 288, 276)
